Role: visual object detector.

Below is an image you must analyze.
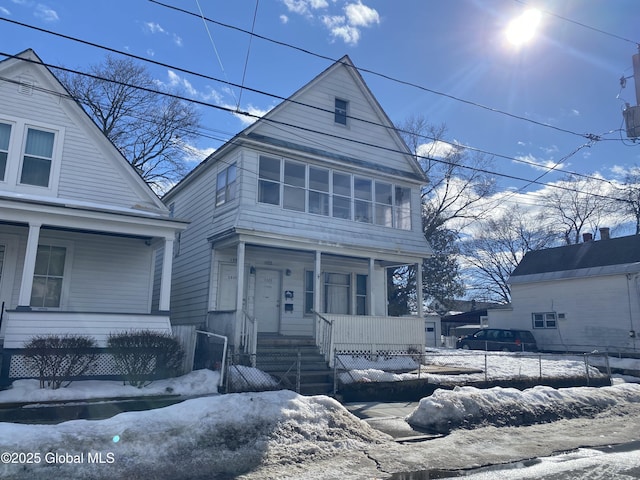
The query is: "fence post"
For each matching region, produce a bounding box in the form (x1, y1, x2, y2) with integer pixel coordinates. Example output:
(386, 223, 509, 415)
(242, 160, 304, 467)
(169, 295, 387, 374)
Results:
(484, 353, 488, 382)
(538, 354, 542, 381)
(296, 349, 301, 394)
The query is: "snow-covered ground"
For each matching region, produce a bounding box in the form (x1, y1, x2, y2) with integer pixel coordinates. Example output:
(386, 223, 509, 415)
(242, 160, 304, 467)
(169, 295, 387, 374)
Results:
(1, 353, 640, 479)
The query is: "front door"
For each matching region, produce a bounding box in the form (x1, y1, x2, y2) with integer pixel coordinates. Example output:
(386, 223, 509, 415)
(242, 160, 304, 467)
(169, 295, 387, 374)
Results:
(255, 268, 281, 333)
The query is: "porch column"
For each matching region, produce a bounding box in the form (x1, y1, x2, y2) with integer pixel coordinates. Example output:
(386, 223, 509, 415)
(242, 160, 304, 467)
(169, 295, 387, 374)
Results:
(235, 241, 246, 349)
(158, 237, 174, 312)
(368, 258, 375, 315)
(416, 261, 424, 318)
(17, 223, 41, 309)
(314, 250, 322, 314)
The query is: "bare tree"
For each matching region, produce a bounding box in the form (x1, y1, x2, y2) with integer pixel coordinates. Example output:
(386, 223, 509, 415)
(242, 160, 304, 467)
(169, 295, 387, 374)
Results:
(541, 174, 616, 244)
(388, 115, 495, 313)
(461, 206, 556, 303)
(618, 166, 640, 235)
(57, 55, 201, 192)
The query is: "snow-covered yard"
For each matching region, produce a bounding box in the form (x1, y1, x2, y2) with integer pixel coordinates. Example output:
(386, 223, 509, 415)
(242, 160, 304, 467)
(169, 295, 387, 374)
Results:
(1, 352, 640, 479)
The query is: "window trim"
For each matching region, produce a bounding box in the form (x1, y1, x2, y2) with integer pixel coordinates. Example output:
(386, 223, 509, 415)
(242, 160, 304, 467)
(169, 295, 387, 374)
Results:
(532, 312, 557, 329)
(0, 114, 64, 194)
(30, 240, 73, 310)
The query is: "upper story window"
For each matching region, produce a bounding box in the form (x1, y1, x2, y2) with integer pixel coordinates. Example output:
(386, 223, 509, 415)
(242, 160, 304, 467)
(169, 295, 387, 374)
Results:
(0, 122, 10, 181)
(334, 98, 348, 125)
(216, 163, 237, 206)
(257, 154, 412, 230)
(0, 115, 63, 192)
(20, 127, 55, 187)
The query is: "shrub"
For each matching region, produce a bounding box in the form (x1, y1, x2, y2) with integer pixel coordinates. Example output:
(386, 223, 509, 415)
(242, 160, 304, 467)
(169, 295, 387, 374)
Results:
(107, 330, 185, 388)
(22, 334, 98, 389)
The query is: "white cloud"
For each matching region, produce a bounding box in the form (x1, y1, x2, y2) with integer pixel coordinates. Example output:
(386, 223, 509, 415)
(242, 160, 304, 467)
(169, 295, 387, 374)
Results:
(144, 21, 166, 34)
(514, 153, 565, 172)
(280, 14, 289, 23)
(0, 6, 10, 15)
(165, 71, 198, 97)
(146, 49, 155, 57)
(282, 0, 380, 45)
(345, 1, 379, 27)
(417, 140, 459, 159)
(34, 3, 58, 22)
(173, 34, 183, 47)
(234, 104, 274, 126)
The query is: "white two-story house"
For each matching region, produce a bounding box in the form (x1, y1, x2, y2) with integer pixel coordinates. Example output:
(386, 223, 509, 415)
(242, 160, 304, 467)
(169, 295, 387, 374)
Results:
(0, 50, 188, 384)
(164, 56, 432, 365)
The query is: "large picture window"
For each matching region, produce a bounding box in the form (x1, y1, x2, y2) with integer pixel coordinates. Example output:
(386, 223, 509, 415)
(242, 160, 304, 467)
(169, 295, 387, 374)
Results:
(21, 127, 54, 187)
(31, 245, 66, 308)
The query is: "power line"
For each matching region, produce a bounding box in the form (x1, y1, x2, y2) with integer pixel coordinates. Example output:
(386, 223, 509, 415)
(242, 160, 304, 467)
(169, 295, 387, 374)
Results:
(0, 16, 625, 191)
(0, 52, 628, 206)
(147, 0, 602, 142)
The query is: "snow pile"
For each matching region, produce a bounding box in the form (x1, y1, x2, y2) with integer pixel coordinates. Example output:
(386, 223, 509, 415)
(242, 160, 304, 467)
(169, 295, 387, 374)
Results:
(0, 369, 220, 403)
(227, 365, 279, 390)
(407, 383, 640, 433)
(336, 354, 419, 371)
(0, 390, 389, 480)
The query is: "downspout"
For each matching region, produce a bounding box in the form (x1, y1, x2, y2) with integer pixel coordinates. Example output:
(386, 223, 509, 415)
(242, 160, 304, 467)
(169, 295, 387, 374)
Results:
(628, 274, 638, 350)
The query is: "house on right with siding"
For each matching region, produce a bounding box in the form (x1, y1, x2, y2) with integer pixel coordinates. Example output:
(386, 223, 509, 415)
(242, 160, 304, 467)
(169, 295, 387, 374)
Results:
(488, 229, 640, 354)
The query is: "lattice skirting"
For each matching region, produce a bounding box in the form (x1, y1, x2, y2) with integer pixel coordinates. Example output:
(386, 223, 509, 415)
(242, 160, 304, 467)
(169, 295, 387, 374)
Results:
(0, 348, 158, 385)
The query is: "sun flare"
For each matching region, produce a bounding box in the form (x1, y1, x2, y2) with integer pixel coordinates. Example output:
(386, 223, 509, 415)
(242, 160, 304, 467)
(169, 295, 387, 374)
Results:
(505, 8, 541, 46)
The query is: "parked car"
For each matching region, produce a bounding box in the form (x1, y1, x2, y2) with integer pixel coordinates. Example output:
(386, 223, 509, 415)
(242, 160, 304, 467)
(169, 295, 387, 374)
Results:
(456, 328, 538, 352)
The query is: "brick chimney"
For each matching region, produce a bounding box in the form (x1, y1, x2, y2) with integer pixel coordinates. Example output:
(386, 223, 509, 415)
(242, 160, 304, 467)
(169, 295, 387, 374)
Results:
(599, 227, 610, 240)
(583, 232, 593, 242)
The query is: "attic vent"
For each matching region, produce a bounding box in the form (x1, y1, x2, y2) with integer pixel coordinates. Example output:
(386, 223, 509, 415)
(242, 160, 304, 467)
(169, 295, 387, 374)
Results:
(18, 80, 34, 96)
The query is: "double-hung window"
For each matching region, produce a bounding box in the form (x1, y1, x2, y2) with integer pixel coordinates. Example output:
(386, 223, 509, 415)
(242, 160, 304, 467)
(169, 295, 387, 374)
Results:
(354, 177, 372, 223)
(258, 156, 281, 205)
(532, 312, 557, 329)
(332, 172, 352, 219)
(334, 98, 348, 125)
(0, 122, 11, 181)
(216, 163, 237, 206)
(374, 181, 393, 227)
(308, 167, 329, 216)
(394, 186, 412, 230)
(31, 245, 66, 308)
(283, 160, 306, 211)
(21, 127, 55, 187)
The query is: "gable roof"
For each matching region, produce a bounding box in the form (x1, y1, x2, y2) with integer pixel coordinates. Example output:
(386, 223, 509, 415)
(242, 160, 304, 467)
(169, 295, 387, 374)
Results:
(511, 235, 640, 279)
(165, 55, 425, 200)
(0, 49, 170, 216)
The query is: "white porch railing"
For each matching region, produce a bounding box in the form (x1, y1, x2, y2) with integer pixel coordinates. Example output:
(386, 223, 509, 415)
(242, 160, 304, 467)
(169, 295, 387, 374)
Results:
(314, 313, 425, 367)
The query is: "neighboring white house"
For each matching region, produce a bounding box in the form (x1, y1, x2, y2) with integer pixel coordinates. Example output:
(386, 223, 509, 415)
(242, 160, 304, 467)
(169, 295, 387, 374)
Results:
(0, 50, 188, 383)
(488, 230, 640, 354)
(164, 56, 432, 364)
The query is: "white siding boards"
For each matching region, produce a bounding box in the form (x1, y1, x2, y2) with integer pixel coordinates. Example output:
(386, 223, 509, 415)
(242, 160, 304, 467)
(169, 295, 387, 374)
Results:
(0, 50, 188, 358)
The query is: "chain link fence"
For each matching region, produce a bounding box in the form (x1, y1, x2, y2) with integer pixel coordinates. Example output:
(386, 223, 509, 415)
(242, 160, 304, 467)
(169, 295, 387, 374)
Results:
(225, 352, 302, 394)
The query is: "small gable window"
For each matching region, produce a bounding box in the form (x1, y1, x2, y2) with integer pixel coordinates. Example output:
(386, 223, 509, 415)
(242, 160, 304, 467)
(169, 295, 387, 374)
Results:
(334, 98, 348, 125)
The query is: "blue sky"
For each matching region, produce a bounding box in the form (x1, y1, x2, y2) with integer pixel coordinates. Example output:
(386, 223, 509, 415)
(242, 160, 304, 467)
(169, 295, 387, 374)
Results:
(1, 0, 639, 208)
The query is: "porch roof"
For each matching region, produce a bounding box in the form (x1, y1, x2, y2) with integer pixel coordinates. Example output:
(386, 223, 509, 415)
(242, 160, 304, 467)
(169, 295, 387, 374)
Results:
(207, 227, 429, 265)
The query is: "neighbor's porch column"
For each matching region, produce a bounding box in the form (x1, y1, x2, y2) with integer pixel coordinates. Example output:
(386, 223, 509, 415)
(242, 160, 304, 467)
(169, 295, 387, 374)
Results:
(368, 257, 375, 316)
(416, 261, 424, 318)
(158, 236, 175, 312)
(17, 223, 41, 309)
(235, 241, 246, 350)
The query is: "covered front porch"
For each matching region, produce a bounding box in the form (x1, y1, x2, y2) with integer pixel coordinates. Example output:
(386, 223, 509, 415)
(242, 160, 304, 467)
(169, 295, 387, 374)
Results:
(206, 234, 426, 366)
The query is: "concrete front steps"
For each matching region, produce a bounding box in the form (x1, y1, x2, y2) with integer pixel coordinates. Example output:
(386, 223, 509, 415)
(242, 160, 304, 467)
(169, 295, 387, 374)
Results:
(255, 335, 334, 396)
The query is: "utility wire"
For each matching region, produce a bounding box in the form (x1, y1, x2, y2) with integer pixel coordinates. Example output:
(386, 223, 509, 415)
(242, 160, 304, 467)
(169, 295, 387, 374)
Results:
(0, 17, 622, 189)
(0, 53, 628, 205)
(147, 0, 601, 142)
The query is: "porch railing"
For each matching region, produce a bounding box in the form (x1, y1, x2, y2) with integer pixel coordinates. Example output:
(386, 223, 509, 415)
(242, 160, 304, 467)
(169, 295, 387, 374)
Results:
(312, 310, 334, 365)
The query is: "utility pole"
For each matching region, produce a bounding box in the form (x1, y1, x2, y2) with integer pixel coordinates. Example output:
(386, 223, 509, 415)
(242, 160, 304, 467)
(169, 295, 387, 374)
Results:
(623, 46, 640, 139)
